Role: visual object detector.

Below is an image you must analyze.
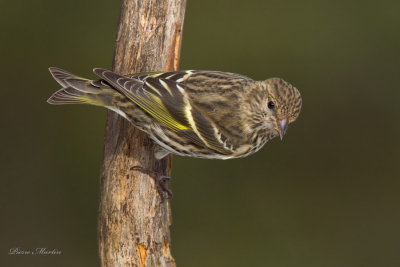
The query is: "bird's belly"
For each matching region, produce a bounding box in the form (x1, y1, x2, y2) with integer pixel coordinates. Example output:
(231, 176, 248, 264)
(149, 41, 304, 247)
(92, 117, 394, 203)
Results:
(149, 132, 233, 159)
(149, 129, 265, 160)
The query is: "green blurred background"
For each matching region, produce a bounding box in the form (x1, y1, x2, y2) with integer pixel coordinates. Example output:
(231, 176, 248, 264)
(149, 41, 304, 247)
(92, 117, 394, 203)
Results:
(1, 0, 399, 266)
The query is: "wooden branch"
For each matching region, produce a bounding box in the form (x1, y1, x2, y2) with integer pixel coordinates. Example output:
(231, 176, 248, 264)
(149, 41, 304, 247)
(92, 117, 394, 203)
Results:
(98, 1, 186, 266)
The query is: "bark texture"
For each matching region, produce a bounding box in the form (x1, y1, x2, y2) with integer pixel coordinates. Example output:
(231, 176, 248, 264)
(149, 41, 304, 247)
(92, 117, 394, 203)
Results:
(98, 1, 186, 266)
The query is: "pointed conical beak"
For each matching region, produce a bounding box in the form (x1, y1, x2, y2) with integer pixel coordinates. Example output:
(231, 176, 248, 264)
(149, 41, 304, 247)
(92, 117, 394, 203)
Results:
(278, 119, 288, 140)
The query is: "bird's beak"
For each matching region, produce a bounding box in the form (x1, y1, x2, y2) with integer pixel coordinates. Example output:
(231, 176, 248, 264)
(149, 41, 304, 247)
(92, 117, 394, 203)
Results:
(278, 119, 288, 140)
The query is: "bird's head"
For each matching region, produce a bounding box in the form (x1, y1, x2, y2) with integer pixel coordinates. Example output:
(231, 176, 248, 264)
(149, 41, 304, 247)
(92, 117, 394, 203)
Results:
(264, 78, 302, 139)
(244, 78, 302, 140)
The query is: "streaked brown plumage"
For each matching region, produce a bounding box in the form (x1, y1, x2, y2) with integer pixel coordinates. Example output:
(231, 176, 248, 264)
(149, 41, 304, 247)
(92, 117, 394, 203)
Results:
(48, 67, 302, 159)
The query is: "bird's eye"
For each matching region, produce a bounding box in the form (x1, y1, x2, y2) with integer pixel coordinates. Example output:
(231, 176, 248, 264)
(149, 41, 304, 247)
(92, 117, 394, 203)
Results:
(267, 101, 275, 110)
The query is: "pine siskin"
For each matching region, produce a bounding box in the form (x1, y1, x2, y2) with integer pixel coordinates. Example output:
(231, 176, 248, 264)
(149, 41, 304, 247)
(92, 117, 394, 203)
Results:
(48, 67, 302, 160)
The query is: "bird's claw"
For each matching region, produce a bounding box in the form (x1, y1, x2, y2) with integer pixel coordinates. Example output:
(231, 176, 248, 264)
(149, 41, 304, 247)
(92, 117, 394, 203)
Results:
(130, 166, 173, 199)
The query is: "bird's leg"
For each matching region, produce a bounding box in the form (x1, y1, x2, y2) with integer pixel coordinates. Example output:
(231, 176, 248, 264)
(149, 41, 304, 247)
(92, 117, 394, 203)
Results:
(130, 165, 173, 198)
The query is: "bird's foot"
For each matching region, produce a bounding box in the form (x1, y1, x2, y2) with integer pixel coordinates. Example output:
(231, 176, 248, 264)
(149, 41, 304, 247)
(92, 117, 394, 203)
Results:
(130, 166, 173, 199)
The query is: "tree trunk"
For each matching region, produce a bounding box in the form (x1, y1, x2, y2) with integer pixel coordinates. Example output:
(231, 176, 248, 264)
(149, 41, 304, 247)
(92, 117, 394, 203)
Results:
(98, 1, 186, 266)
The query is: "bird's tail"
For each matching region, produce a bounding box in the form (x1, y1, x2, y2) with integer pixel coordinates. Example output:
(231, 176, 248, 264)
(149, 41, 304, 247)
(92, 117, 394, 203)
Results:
(47, 67, 118, 107)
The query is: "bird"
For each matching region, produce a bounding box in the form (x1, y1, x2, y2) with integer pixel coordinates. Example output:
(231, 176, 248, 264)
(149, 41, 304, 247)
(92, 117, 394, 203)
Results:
(47, 67, 302, 160)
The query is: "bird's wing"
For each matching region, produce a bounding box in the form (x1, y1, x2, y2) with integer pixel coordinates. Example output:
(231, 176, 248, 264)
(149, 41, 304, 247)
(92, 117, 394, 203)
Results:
(181, 71, 254, 150)
(93, 68, 232, 154)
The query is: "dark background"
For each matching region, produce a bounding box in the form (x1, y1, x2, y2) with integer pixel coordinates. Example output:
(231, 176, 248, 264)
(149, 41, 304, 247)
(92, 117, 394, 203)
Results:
(1, 0, 399, 266)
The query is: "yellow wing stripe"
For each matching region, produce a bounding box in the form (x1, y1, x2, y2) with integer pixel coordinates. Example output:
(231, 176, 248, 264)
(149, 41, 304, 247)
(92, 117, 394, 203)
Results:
(137, 94, 190, 131)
